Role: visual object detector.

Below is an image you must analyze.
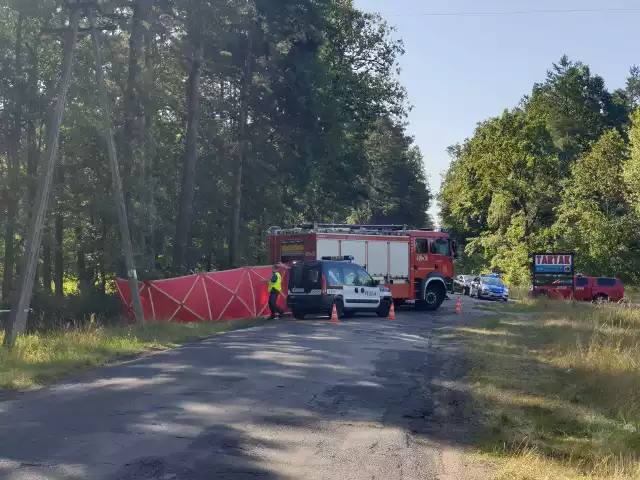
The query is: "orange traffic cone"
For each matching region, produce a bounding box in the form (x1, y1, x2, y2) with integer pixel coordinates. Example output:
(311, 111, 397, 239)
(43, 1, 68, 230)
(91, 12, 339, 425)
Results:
(330, 303, 340, 323)
(387, 301, 396, 320)
(456, 296, 462, 315)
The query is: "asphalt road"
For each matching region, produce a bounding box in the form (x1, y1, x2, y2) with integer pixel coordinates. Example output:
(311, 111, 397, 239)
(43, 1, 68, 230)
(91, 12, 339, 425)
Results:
(0, 296, 491, 480)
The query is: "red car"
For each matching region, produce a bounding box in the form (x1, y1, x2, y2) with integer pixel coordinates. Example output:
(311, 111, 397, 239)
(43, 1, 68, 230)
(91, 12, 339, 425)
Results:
(531, 276, 624, 302)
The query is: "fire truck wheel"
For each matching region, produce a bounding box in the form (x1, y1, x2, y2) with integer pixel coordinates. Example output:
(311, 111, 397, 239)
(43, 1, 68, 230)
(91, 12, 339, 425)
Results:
(292, 308, 306, 320)
(417, 281, 446, 311)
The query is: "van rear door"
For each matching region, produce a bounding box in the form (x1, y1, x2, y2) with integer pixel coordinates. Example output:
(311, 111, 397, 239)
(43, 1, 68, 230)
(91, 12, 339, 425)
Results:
(288, 263, 322, 295)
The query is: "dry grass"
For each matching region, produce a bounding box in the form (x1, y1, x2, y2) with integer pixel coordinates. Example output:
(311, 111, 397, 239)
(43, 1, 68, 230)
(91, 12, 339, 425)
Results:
(453, 301, 640, 479)
(623, 287, 640, 304)
(0, 318, 269, 390)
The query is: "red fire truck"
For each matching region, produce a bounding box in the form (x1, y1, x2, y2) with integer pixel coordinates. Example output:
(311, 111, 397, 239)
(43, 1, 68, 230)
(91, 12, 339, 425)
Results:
(268, 223, 458, 311)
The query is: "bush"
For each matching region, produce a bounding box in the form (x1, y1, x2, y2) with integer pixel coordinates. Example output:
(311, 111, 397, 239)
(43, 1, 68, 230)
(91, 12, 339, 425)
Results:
(2, 291, 123, 333)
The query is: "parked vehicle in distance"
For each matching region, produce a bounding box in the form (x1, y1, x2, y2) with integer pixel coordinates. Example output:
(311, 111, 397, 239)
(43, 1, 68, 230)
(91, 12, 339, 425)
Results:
(454, 275, 475, 295)
(470, 274, 509, 301)
(531, 276, 624, 302)
(286, 256, 393, 319)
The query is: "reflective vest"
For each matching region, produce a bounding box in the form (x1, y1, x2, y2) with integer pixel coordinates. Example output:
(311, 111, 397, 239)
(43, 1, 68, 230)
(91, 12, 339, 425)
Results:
(268, 272, 282, 292)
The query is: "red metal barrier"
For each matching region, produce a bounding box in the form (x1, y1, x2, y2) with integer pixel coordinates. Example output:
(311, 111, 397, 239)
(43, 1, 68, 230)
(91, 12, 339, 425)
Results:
(116, 266, 289, 322)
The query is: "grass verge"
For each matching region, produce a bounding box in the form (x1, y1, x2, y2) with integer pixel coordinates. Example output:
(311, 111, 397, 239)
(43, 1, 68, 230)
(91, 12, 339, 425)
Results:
(450, 300, 640, 479)
(0, 318, 270, 390)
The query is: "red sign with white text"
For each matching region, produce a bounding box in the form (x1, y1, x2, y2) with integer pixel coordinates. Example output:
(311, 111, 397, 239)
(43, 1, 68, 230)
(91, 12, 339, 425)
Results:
(534, 254, 574, 274)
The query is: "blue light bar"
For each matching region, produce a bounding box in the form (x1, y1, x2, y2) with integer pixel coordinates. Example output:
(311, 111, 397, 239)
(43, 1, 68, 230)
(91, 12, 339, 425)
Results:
(321, 255, 355, 261)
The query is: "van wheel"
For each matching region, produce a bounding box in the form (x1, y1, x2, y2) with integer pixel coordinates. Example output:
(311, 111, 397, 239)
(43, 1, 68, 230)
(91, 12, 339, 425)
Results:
(292, 308, 306, 320)
(377, 300, 391, 317)
(594, 294, 608, 303)
(416, 282, 446, 311)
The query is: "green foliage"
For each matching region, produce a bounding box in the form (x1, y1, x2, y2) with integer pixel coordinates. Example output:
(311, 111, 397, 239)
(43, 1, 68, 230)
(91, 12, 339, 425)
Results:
(553, 130, 640, 281)
(0, 0, 431, 317)
(349, 117, 432, 228)
(624, 109, 640, 215)
(441, 57, 640, 285)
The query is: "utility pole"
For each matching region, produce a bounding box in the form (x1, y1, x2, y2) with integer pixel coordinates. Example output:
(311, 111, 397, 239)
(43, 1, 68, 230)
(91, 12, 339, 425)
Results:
(88, 9, 145, 325)
(4, 4, 81, 347)
(4, 2, 145, 347)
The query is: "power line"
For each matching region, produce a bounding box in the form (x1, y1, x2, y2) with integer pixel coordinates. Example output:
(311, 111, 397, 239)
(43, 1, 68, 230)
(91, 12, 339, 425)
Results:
(387, 7, 640, 18)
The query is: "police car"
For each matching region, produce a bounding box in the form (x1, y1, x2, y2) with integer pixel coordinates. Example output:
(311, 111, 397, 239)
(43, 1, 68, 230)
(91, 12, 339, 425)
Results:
(287, 256, 394, 320)
(470, 273, 509, 301)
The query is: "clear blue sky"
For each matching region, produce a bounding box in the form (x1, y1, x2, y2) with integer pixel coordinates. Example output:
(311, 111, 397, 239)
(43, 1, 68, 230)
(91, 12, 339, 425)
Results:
(353, 0, 640, 224)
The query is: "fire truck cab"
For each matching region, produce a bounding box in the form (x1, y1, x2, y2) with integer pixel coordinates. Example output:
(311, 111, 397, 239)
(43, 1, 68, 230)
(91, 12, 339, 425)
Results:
(268, 223, 457, 311)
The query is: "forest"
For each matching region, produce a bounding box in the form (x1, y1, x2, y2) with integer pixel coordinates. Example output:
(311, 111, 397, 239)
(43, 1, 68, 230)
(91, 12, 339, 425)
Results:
(440, 56, 640, 286)
(0, 0, 432, 322)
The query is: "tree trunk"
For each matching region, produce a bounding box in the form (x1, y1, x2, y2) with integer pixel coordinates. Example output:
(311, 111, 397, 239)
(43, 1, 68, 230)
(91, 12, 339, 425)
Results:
(75, 225, 88, 295)
(171, 4, 203, 276)
(99, 218, 107, 294)
(26, 122, 39, 210)
(53, 163, 65, 297)
(2, 13, 24, 300)
(141, 23, 156, 270)
(122, 0, 152, 234)
(54, 209, 64, 298)
(26, 35, 42, 291)
(26, 27, 42, 211)
(42, 230, 52, 294)
(229, 27, 254, 267)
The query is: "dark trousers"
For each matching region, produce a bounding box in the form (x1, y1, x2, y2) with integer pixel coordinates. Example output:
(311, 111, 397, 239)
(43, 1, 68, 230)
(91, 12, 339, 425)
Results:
(269, 289, 284, 318)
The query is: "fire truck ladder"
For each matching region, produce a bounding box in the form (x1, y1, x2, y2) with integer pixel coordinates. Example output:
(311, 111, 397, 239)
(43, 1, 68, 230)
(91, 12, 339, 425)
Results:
(300, 223, 409, 236)
(269, 223, 416, 236)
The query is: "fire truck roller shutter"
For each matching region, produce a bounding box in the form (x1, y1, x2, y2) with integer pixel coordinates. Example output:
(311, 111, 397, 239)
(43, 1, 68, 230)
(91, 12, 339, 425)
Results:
(367, 241, 388, 279)
(317, 239, 340, 259)
(340, 240, 366, 268)
(389, 241, 410, 283)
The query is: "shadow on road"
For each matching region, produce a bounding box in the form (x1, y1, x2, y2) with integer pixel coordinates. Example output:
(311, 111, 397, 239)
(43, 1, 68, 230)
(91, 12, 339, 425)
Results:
(0, 305, 484, 479)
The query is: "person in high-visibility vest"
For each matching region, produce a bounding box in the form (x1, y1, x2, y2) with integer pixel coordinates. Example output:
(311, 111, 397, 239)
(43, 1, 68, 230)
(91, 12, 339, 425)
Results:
(263, 264, 285, 319)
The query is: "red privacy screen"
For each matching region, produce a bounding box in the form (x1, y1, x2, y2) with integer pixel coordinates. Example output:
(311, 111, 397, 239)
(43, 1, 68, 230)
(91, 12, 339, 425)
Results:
(116, 266, 290, 323)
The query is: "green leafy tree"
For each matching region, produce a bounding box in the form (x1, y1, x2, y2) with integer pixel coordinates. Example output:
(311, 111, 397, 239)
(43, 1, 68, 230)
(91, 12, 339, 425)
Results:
(554, 130, 640, 281)
(526, 56, 629, 166)
(350, 117, 432, 228)
(0, 0, 435, 324)
(440, 108, 558, 282)
(624, 109, 640, 215)
(441, 57, 640, 285)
